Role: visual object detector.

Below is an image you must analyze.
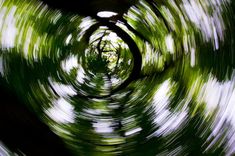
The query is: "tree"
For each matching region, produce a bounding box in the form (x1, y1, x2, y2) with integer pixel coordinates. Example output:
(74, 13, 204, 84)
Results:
(0, 0, 235, 155)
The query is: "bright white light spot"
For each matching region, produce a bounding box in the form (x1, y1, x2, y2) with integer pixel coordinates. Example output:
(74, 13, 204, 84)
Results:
(196, 74, 235, 154)
(93, 121, 113, 133)
(127, 59, 131, 65)
(0, 141, 12, 156)
(79, 17, 94, 29)
(0, 6, 18, 49)
(97, 11, 117, 18)
(65, 34, 72, 45)
(49, 79, 76, 97)
(76, 64, 85, 84)
(146, 12, 155, 24)
(197, 76, 222, 113)
(46, 98, 75, 124)
(165, 34, 174, 54)
(227, 90, 235, 125)
(60, 56, 85, 84)
(152, 79, 187, 136)
(111, 77, 119, 85)
(153, 79, 171, 108)
(107, 32, 118, 42)
(190, 48, 196, 67)
(84, 109, 102, 115)
(78, 17, 95, 37)
(183, 0, 225, 42)
(213, 26, 219, 50)
(61, 55, 78, 73)
(103, 32, 119, 48)
(155, 110, 187, 136)
(125, 127, 142, 136)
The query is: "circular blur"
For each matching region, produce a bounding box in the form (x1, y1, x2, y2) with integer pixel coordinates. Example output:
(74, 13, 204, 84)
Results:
(0, 0, 235, 155)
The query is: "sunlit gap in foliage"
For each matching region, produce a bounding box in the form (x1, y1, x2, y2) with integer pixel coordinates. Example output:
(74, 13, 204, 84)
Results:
(97, 11, 118, 18)
(45, 97, 75, 124)
(0, 5, 17, 49)
(152, 79, 187, 136)
(0, 141, 16, 156)
(195, 73, 235, 155)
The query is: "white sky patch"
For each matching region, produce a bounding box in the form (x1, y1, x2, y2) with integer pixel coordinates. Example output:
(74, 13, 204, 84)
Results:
(190, 48, 195, 67)
(182, 0, 225, 44)
(213, 25, 219, 50)
(93, 121, 113, 133)
(226, 91, 235, 155)
(153, 79, 171, 109)
(153, 80, 171, 125)
(146, 12, 155, 25)
(153, 79, 187, 136)
(107, 32, 118, 42)
(76, 64, 85, 84)
(0, 6, 18, 49)
(77, 17, 95, 41)
(103, 31, 120, 48)
(196, 75, 232, 115)
(196, 74, 235, 154)
(103, 74, 112, 90)
(111, 77, 120, 86)
(0, 141, 12, 156)
(183, 0, 212, 41)
(125, 127, 142, 136)
(61, 55, 78, 73)
(65, 34, 72, 45)
(97, 11, 117, 18)
(127, 59, 131, 65)
(154, 110, 187, 136)
(78, 17, 95, 32)
(165, 34, 174, 54)
(46, 98, 75, 124)
(49, 78, 76, 97)
(213, 11, 225, 42)
(109, 32, 118, 41)
(227, 90, 235, 128)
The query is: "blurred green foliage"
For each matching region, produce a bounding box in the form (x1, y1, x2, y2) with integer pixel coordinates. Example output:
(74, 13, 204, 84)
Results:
(0, 0, 235, 155)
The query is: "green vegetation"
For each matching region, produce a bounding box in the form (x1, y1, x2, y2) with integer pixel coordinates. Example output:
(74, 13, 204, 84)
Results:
(0, 0, 235, 155)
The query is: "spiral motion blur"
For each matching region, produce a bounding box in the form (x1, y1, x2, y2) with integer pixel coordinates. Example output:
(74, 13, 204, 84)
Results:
(0, 0, 235, 155)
